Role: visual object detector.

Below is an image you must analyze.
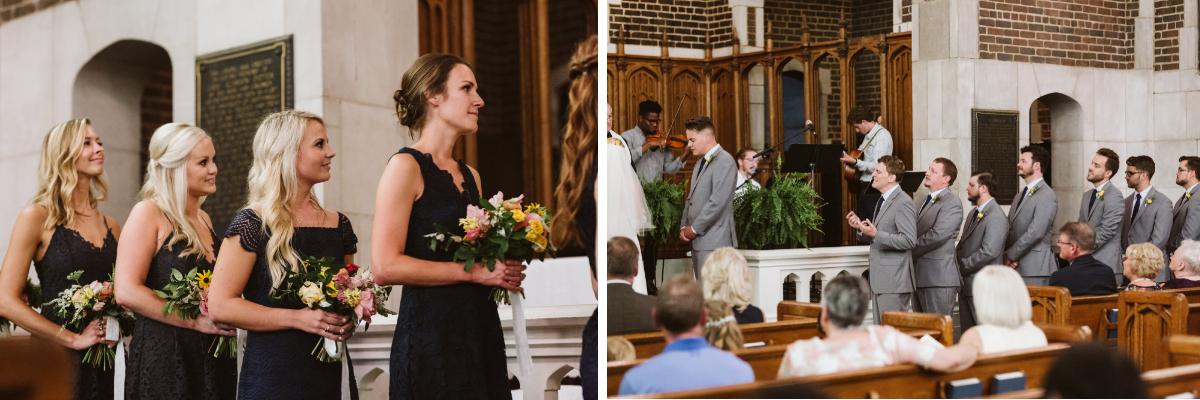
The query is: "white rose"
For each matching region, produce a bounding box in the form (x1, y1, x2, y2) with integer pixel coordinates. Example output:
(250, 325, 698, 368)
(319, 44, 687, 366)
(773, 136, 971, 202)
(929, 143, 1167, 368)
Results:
(298, 282, 323, 307)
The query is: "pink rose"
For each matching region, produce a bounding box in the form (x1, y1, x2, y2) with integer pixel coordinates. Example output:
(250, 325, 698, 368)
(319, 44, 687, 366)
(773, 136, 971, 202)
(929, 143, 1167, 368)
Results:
(199, 299, 209, 316)
(464, 228, 481, 243)
(355, 290, 377, 324)
(488, 192, 505, 208)
(93, 301, 105, 311)
(466, 205, 488, 225)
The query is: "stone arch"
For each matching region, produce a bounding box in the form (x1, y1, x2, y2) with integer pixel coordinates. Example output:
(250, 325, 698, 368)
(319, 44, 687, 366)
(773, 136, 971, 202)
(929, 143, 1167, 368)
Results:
(809, 271, 827, 303)
(73, 39, 172, 224)
(778, 58, 806, 152)
(546, 364, 578, 394)
(812, 53, 842, 142)
(358, 367, 389, 400)
(1029, 92, 1083, 231)
(784, 273, 800, 301)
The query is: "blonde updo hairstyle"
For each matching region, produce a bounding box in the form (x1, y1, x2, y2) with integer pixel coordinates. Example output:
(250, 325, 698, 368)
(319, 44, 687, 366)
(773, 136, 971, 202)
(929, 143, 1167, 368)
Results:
(32, 119, 109, 230)
(139, 123, 212, 257)
(702, 300, 744, 351)
(1125, 242, 1164, 280)
(246, 110, 328, 289)
(702, 247, 754, 313)
(393, 53, 472, 135)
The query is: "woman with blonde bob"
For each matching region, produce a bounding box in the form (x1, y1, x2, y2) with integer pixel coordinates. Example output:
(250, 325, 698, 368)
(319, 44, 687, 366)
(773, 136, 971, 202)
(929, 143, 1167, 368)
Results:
(114, 123, 236, 399)
(372, 53, 527, 399)
(959, 266, 1048, 354)
(701, 247, 764, 323)
(1122, 243, 1165, 291)
(208, 110, 360, 399)
(0, 119, 120, 399)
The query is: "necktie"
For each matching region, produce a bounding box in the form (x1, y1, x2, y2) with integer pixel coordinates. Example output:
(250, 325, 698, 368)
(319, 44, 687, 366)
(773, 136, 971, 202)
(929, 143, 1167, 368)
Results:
(969, 212, 979, 230)
(874, 196, 884, 221)
(696, 157, 708, 177)
(919, 195, 933, 215)
(1089, 189, 1098, 212)
(1132, 193, 1142, 221)
(1015, 187, 1029, 210)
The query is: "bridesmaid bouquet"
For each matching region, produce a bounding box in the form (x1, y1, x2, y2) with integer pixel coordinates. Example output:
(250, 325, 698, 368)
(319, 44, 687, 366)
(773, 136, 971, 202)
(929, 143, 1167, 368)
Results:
(0, 278, 42, 337)
(154, 267, 237, 358)
(270, 256, 394, 362)
(46, 270, 135, 371)
(425, 191, 557, 305)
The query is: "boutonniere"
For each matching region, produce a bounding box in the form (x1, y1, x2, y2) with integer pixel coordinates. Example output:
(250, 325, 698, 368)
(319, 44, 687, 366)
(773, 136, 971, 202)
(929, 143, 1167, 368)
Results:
(1097, 189, 1106, 200)
(607, 137, 624, 148)
(931, 193, 941, 203)
(976, 210, 985, 219)
(1188, 193, 1193, 201)
(1146, 195, 1155, 205)
(1028, 185, 1040, 195)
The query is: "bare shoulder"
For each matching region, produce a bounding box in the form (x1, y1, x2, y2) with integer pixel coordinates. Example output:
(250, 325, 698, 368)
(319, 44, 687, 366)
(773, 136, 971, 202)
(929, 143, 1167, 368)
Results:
(18, 205, 49, 222)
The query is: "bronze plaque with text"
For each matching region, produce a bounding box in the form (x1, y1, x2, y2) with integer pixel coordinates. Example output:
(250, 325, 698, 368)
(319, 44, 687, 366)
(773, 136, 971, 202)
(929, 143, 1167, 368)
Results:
(972, 109, 1019, 205)
(196, 36, 293, 236)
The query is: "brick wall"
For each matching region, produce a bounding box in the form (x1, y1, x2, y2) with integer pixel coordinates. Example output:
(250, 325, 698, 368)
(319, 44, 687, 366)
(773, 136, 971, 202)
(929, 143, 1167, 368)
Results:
(823, 57, 843, 140)
(609, 0, 733, 49)
(139, 68, 172, 183)
(852, 0, 893, 37)
(1154, 0, 1184, 70)
(757, 0, 845, 46)
(0, 0, 69, 24)
(978, 0, 1135, 69)
(1031, 99, 1051, 141)
(903, 0, 912, 23)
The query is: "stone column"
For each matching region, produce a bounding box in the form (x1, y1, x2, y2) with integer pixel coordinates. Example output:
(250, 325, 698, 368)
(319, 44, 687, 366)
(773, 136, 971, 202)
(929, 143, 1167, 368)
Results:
(729, 0, 763, 48)
(1136, 0, 1154, 69)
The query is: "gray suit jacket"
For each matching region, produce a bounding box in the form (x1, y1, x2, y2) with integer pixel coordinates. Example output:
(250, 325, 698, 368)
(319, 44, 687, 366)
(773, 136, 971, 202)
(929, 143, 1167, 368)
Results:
(1007, 181, 1059, 278)
(957, 200, 1009, 297)
(1167, 189, 1200, 255)
(1078, 181, 1124, 274)
(861, 187, 917, 294)
(911, 189, 964, 288)
(681, 146, 737, 251)
(1121, 187, 1172, 253)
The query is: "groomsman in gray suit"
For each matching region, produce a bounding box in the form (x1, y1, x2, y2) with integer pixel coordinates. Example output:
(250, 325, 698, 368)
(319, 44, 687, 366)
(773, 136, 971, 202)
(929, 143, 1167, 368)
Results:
(679, 116, 737, 280)
(1005, 145, 1059, 285)
(847, 155, 916, 323)
(911, 158, 963, 316)
(1121, 156, 1173, 283)
(1078, 148, 1125, 286)
(1167, 156, 1200, 271)
(957, 172, 1008, 332)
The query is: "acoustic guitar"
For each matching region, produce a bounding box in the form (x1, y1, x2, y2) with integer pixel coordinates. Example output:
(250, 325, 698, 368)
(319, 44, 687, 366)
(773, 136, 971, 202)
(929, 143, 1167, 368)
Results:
(843, 129, 883, 191)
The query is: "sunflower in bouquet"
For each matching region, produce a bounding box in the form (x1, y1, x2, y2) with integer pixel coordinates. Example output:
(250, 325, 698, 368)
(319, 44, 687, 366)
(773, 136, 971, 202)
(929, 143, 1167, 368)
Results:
(154, 267, 237, 358)
(0, 278, 43, 337)
(46, 269, 136, 370)
(270, 256, 394, 362)
(426, 192, 557, 304)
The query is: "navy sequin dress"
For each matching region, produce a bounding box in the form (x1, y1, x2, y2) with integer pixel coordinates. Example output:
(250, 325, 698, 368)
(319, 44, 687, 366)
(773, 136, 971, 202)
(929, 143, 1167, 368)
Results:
(33, 221, 117, 400)
(388, 148, 510, 399)
(124, 229, 237, 399)
(224, 209, 359, 400)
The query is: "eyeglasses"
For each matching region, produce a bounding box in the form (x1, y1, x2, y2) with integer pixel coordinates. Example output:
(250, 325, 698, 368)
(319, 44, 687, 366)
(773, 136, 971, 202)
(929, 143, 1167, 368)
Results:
(641, 117, 660, 124)
(1125, 171, 1144, 176)
(1056, 241, 1076, 247)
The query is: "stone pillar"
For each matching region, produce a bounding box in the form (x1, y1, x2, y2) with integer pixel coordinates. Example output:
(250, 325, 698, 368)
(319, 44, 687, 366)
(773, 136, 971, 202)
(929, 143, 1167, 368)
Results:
(1136, 0, 1154, 69)
(1181, 0, 1197, 70)
(729, 0, 763, 48)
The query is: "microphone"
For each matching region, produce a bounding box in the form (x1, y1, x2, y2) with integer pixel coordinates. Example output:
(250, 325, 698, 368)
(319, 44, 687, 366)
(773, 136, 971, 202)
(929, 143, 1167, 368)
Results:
(805, 120, 814, 131)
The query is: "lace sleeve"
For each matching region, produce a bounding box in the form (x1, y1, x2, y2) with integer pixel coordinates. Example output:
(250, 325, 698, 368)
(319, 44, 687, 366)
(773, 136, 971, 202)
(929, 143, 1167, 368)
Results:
(225, 209, 265, 253)
(338, 213, 358, 255)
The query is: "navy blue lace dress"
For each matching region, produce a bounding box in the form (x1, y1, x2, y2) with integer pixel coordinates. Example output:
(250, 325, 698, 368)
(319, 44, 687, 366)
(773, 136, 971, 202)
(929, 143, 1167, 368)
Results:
(33, 221, 117, 400)
(388, 148, 510, 399)
(125, 229, 237, 399)
(224, 209, 359, 400)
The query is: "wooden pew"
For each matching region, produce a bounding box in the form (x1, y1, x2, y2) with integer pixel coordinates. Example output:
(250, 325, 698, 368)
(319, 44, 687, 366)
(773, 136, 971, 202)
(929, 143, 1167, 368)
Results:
(1169, 335, 1200, 367)
(883, 311, 954, 347)
(0, 338, 73, 400)
(616, 343, 1071, 399)
(776, 300, 822, 321)
(1027, 285, 1070, 325)
(616, 319, 820, 360)
(1034, 323, 1092, 343)
(1144, 363, 1200, 398)
(1028, 286, 1200, 343)
(1116, 291, 1200, 370)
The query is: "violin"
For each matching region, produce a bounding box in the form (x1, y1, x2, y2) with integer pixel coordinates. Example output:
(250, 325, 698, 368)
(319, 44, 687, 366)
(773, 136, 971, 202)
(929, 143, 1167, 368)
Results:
(647, 130, 688, 151)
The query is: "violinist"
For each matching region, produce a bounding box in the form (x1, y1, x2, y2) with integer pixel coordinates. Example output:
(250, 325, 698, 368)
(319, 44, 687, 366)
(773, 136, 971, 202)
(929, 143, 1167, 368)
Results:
(838, 106, 893, 241)
(621, 100, 691, 184)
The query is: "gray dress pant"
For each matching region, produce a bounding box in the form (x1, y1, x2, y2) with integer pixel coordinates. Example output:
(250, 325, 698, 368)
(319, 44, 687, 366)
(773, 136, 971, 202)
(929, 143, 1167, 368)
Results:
(873, 292, 912, 325)
(691, 250, 712, 281)
(913, 287, 959, 316)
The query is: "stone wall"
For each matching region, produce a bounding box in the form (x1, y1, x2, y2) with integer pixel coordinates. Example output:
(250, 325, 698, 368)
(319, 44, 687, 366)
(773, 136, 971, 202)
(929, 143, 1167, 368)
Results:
(138, 68, 172, 184)
(0, 0, 70, 24)
(978, 0, 1136, 69)
(1154, 0, 1184, 70)
(608, 0, 733, 49)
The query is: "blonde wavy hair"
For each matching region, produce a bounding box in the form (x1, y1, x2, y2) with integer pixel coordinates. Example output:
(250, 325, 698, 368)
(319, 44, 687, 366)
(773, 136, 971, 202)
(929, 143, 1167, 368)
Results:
(551, 35, 597, 249)
(607, 337, 636, 362)
(139, 123, 213, 257)
(702, 247, 754, 312)
(32, 119, 109, 230)
(702, 300, 744, 351)
(1125, 242, 1164, 280)
(246, 110, 327, 289)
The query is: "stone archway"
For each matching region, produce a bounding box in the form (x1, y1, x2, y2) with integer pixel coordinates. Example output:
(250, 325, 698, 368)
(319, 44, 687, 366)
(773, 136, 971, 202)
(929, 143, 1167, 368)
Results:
(1028, 92, 1083, 232)
(73, 39, 172, 224)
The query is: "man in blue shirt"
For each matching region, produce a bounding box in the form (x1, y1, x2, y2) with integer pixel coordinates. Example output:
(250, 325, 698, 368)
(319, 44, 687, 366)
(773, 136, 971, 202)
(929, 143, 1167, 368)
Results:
(618, 274, 755, 395)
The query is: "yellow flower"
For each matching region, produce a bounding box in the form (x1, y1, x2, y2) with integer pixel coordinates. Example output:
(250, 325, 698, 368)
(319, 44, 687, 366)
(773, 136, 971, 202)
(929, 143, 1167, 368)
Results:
(1147, 198, 1154, 204)
(976, 212, 984, 219)
(1097, 190, 1105, 200)
(326, 280, 338, 297)
(536, 236, 548, 252)
(530, 220, 544, 235)
(459, 217, 478, 231)
(298, 282, 323, 306)
(319, 265, 330, 278)
(524, 203, 542, 213)
(195, 270, 213, 291)
(525, 231, 538, 242)
(345, 289, 362, 308)
(512, 211, 525, 223)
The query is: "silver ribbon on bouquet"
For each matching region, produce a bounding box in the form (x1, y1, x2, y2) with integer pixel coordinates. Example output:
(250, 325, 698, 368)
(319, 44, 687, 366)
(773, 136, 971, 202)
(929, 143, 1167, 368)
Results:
(511, 288, 534, 378)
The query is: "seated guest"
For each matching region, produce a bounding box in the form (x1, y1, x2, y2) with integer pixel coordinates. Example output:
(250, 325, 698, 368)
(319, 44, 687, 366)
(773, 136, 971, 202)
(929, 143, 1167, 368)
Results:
(701, 247, 764, 324)
(1042, 343, 1148, 398)
(607, 337, 635, 362)
(958, 266, 1048, 354)
(1049, 222, 1119, 296)
(1163, 239, 1200, 289)
(776, 276, 979, 378)
(608, 237, 657, 335)
(618, 274, 755, 395)
(702, 300, 744, 351)
(1122, 243, 1164, 291)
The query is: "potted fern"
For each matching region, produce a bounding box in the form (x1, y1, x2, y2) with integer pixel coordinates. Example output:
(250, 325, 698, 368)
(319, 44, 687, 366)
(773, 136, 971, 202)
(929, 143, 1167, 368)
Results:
(733, 172, 823, 250)
(639, 178, 687, 245)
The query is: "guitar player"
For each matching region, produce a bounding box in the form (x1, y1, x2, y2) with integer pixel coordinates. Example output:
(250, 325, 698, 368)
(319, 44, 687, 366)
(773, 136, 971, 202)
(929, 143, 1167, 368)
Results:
(839, 106, 894, 243)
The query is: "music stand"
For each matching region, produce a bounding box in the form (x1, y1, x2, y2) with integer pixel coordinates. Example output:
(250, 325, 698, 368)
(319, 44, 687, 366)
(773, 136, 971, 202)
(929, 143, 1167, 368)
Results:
(899, 171, 927, 193)
(780, 144, 844, 175)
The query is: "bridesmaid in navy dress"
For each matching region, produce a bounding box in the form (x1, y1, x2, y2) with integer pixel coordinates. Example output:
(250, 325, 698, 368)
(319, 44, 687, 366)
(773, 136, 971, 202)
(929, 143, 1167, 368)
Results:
(114, 123, 237, 399)
(372, 54, 528, 399)
(0, 119, 120, 400)
(208, 110, 360, 399)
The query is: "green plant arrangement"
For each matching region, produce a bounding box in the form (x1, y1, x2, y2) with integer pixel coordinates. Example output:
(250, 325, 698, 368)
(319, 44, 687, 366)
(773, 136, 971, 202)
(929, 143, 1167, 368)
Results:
(734, 172, 824, 250)
(640, 178, 687, 245)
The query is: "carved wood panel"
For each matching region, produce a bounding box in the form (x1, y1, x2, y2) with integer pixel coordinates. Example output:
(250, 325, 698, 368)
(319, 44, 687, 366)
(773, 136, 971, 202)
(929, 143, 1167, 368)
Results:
(712, 70, 737, 152)
(670, 71, 704, 133)
(888, 47, 913, 170)
(624, 67, 660, 131)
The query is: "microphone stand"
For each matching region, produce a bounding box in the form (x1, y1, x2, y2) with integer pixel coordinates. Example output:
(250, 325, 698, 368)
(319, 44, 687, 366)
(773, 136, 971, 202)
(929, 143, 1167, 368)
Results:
(754, 125, 813, 188)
